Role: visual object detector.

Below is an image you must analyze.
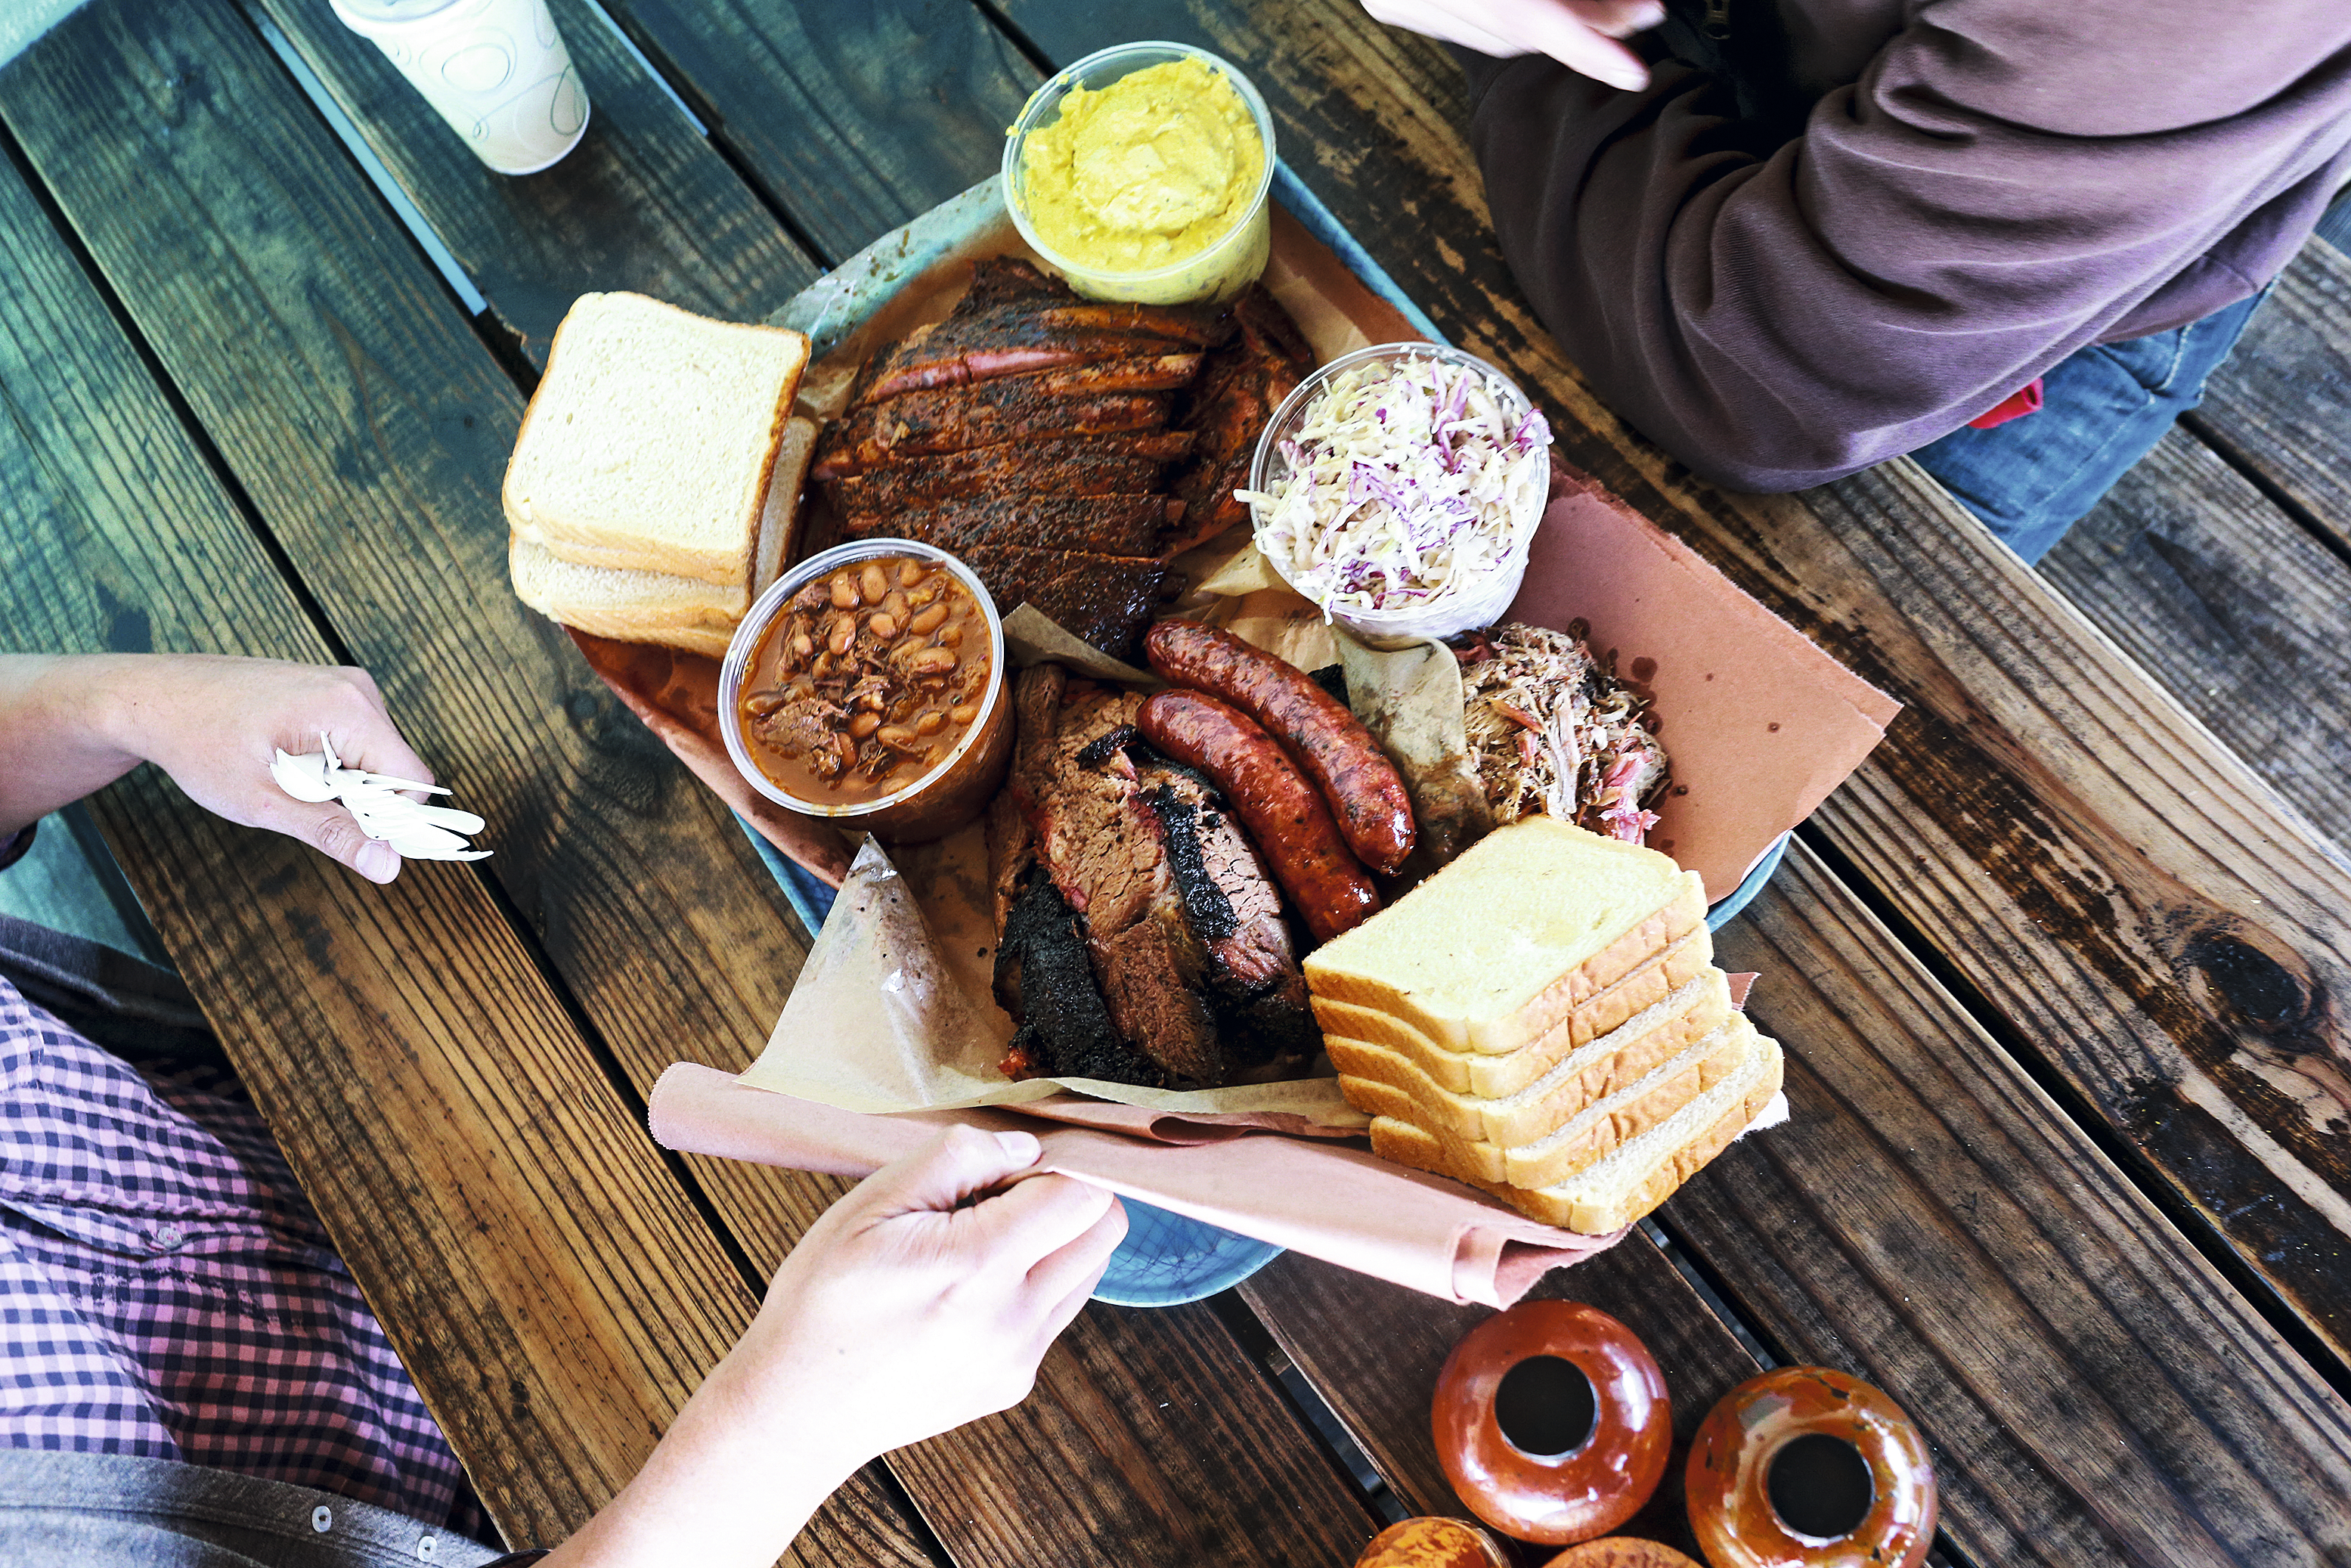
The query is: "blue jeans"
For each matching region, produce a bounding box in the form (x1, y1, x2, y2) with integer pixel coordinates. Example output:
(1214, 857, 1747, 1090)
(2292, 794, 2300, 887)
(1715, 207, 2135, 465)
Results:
(1910, 288, 2270, 564)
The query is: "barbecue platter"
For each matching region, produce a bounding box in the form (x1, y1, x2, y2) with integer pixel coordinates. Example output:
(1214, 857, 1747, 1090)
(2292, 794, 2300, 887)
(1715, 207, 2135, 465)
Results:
(506, 46, 1892, 1244)
(809, 257, 1312, 660)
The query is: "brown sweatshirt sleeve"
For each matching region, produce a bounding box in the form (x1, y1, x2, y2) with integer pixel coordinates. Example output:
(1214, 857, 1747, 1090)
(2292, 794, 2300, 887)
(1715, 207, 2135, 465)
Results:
(1454, 1, 2351, 491)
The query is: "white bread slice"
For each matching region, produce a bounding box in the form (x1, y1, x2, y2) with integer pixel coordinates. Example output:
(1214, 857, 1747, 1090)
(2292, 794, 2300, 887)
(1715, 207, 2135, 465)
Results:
(1354, 1012, 1755, 1190)
(754, 417, 819, 600)
(1373, 1026, 1784, 1233)
(1306, 818, 1704, 1057)
(504, 293, 811, 589)
(1315, 928, 1718, 1099)
(509, 536, 738, 660)
(1328, 968, 1734, 1144)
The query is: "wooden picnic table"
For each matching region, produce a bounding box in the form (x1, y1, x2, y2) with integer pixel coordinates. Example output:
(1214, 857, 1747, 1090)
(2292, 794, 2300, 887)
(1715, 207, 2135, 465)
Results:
(3, 1, 2349, 1563)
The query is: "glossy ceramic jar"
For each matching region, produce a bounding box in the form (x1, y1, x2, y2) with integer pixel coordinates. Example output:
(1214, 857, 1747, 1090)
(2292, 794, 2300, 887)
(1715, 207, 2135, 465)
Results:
(1352, 1517, 1513, 1568)
(1431, 1300, 1672, 1545)
(1686, 1366, 1937, 1568)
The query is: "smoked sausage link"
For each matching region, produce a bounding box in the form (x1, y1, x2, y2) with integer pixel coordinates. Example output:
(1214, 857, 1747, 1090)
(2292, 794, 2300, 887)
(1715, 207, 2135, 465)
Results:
(1138, 689, 1380, 943)
(1144, 621, 1417, 874)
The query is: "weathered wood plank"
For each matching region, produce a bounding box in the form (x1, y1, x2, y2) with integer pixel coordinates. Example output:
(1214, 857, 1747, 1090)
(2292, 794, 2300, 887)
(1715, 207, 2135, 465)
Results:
(597, 0, 1035, 262)
(1677, 841, 2351, 1564)
(0, 132, 935, 1568)
(251, 0, 821, 364)
(999, 0, 2351, 1372)
(4, 5, 1381, 1563)
(611, 8, 1812, 1549)
(2041, 425, 2351, 854)
(0, 0, 819, 1128)
(1774, 461, 2351, 1362)
(2191, 237, 2351, 559)
(1239, 1244, 1764, 1561)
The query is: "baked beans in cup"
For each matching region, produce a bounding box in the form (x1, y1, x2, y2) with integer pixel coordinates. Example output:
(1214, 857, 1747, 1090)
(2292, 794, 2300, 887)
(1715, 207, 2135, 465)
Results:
(719, 540, 1012, 844)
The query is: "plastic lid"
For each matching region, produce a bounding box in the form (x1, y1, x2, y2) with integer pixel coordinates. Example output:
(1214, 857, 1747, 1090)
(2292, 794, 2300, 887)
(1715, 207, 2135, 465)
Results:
(334, 0, 457, 23)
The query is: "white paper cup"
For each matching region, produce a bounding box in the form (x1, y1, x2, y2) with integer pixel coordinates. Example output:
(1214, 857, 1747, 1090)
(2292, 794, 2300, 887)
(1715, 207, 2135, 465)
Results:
(333, 0, 589, 176)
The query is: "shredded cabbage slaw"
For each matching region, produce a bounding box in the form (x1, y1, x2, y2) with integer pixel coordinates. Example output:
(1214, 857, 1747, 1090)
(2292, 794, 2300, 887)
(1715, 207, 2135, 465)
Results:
(1240, 353, 1550, 618)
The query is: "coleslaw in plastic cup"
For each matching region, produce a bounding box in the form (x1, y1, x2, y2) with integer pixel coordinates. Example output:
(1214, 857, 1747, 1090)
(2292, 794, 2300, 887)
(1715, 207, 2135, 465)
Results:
(1244, 342, 1553, 644)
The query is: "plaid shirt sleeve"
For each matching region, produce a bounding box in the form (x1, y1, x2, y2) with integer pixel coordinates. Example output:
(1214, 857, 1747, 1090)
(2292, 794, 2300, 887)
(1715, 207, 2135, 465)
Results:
(0, 972, 488, 1541)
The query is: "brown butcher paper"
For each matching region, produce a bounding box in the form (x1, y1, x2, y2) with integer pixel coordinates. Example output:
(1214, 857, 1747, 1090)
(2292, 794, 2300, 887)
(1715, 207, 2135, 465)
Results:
(584, 180, 1881, 1303)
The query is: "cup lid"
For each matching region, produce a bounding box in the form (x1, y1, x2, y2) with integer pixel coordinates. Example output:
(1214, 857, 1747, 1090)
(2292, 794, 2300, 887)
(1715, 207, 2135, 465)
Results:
(333, 0, 459, 23)
(1002, 40, 1277, 287)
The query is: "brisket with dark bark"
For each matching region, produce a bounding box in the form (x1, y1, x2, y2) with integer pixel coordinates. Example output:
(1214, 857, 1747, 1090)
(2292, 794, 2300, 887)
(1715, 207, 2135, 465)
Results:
(855, 318, 1210, 404)
(1135, 763, 1318, 1069)
(823, 433, 1193, 521)
(993, 866, 1167, 1086)
(962, 258, 1222, 345)
(952, 544, 1172, 658)
(813, 260, 1312, 658)
(814, 371, 1188, 478)
(1166, 287, 1318, 551)
(990, 663, 1316, 1089)
(841, 494, 1176, 558)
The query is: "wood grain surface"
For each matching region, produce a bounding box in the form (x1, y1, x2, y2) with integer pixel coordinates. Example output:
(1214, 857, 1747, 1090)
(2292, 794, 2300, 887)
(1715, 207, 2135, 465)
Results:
(1, 5, 1383, 1563)
(588, 10, 1848, 1560)
(251, 0, 822, 364)
(1781, 463, 2351, 1362)
(599, 0, 1033, 264)
(999, 0, 2351, 1371)
(1686, 841, 2351, 1564)
(2192, 237, 2351, 558)
(0, 132, 935, 1566)
(2041, 425, 2351, 853)
(1240, 1247, 1765, 1563)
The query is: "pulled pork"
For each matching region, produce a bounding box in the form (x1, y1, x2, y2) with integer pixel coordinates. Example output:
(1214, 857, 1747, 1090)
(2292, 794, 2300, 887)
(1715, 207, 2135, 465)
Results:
(1455, 621, 1668, 844)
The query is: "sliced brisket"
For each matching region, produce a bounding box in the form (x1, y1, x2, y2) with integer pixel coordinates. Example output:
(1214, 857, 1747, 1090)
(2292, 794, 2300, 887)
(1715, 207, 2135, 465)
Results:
(842, 494, 1174, 557)
(993, 866, 1166, 1086)
(814, 364, 1192, 478)
(956, 544, 1172, 660)
(965, 256, 1068, 306)
(856, 321, 1210, 403)
(811, 263, 1312, 659)
(1136, 762, 1316, 1070)
(1166, 286, 1317, 547)
(1006, 665, 1223, 1086)
(823, 434, 1193, 518)
(961, 258, 1224, 345)
(993, 664, 1316, 1089)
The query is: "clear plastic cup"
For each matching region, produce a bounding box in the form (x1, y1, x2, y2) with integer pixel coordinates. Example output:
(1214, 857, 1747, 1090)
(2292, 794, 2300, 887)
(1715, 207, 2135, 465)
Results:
(720, 541, 1011, 844)
(1249, 342, 1553, 646)
(1002, 41, 1276, 307)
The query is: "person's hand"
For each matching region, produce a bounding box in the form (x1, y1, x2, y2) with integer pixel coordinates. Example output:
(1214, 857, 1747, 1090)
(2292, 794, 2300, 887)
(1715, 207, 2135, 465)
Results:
(541, 1126, 1126, 1568)
(0, 653, 435, 885)
(734, 1123, 1128, 1464)
(1362, 0, 1663, 91)
(96, 655, 436, 885)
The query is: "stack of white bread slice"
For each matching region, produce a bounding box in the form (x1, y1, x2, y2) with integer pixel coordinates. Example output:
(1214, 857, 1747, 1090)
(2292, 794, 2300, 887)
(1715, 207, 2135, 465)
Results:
(1305, 817, 1783, 1233)
(506, 292, 817, 659)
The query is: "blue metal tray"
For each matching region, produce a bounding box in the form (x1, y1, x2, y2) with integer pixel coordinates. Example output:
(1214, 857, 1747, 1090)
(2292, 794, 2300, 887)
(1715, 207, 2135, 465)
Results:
(740, 167, 1789, 1308)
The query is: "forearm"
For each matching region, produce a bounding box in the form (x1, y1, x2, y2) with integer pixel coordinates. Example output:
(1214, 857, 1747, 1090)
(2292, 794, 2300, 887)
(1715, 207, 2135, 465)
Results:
(535, 1344, 855, 1568)
(0, 655, 144, 835)
(1451, 7, 2338, 491)
(1455, 48, 1975, 488)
